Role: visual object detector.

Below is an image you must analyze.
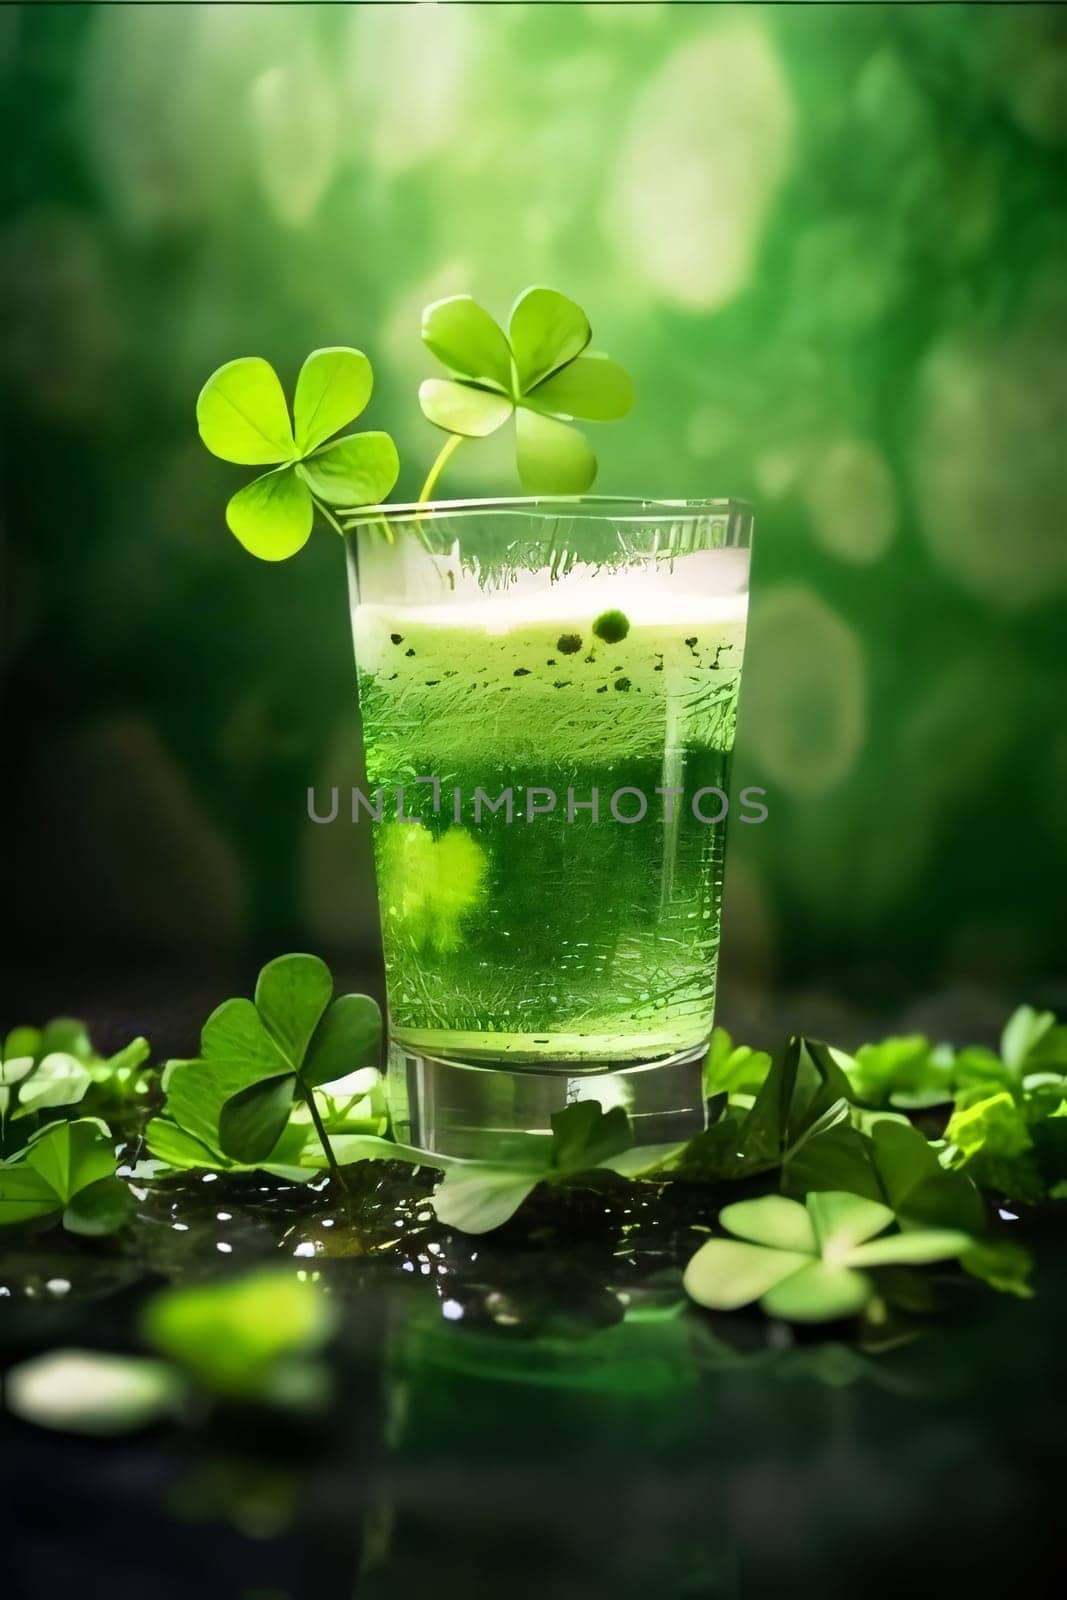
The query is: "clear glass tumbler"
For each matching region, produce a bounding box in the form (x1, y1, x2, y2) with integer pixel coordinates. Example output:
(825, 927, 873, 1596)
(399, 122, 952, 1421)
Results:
(345, 497, 753, 1157)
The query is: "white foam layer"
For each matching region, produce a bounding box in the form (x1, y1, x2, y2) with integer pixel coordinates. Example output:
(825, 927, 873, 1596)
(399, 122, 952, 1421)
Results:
(357, 580, 748, 636)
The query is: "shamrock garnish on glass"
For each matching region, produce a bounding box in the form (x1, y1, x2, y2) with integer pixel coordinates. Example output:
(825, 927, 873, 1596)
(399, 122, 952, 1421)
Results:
(417, 288, 634, 500)
(196, 349, 399, 560)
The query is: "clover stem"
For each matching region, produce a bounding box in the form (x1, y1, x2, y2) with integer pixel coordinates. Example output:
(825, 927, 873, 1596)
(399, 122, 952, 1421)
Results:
(418, 433, 464, 504)
(302, 1083, 348, 1194)
(309, 492, 346, 539)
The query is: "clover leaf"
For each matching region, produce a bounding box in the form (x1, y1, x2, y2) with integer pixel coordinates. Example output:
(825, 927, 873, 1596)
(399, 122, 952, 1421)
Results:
(1, 1025, 91, 1143)
(674, 1035, 855, 1184)
(197, 349, 399, 560)
(0, 1117, 130, 1235)
(684, 1191, 971, 1324)
(1, 1019, 152, 1156)
(141, 1268, 335, 1405)
(431, 1099, 641, 1234)
(146, 954, 382, 1185)
(5, 1350, 183, 1437)
(844, 1035, 957, 1110)
(418, 287, 634, 497)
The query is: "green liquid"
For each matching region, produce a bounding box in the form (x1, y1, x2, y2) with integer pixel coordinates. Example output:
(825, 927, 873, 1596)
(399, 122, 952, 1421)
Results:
(354, 591, 746, 1065)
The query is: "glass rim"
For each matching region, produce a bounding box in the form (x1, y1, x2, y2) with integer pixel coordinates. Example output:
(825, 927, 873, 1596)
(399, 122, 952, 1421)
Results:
(343, 493, 753, 527)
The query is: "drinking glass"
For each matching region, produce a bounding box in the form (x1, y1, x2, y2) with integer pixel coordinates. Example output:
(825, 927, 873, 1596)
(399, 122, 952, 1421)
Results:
(345, 497, 753, 1157)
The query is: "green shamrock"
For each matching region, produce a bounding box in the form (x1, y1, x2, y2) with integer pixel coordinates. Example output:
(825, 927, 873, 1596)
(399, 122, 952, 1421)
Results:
(684, 1191, 970, 1323)
(196, 348, 399, 560)
(417, 287, 634, 498)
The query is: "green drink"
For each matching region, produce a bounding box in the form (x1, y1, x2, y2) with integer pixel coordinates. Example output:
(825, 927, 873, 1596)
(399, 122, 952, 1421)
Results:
(347, 499, 753, 1156)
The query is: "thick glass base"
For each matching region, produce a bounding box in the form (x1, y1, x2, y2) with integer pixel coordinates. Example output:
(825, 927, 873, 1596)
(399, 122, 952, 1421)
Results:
(387, 1041, 709, 1161)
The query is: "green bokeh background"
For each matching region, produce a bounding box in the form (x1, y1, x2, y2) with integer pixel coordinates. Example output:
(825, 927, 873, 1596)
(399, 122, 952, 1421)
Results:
(3, 3, 1065, 1023)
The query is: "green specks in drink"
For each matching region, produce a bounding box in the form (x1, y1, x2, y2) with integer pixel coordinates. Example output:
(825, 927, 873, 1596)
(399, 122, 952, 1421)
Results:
(556, 632, 583, 655)
(593, 609, 630, 644)
(614, 676, 631, 692)
(390, 633, 404, 645)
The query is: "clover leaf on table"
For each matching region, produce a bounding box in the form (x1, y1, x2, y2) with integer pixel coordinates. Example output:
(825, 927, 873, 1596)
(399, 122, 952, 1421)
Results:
(0, 1117, 131, 1236)
(417, 288, 634, 497)
(1, 1025, 91, 1133)
(684, 1191, 971, 1324)
(197, 349, 399, 560)
(145, 955, 383, 1185)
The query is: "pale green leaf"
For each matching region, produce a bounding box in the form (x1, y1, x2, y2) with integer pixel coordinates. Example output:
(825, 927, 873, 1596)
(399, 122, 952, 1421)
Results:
(1000, 1005, 1055, 1073)
(508, 287, 591, 391)
(760, 1260, 872, 1323)
(196, 356, 295, 465)
(141, 1269, 334, 1399)
(226, 466, 314, 561)
(515, 408, 596, 494)
(293, 347, 372, 454)
(5, 1350, 183, 1436)
(525, 354, 634, 420)
(683, 1239, 811, 1311)
(719, 1195, 817, 1253)
(298, 432, 399, 507)
(432, 1163, 542, 1234)
(418, 378, 513, 437)
(421, 295, 512, 390)
(15, 1052, 91, 1114)
(846, 1227, 970, 1267)
(0, 1055, 35, 1087)
(254, 953, 333, 1068)
(807, 1190, 894, 1257)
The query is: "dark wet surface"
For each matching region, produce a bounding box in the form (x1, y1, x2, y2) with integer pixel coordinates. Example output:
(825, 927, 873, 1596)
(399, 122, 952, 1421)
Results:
(1, 1148, 1063, 1600)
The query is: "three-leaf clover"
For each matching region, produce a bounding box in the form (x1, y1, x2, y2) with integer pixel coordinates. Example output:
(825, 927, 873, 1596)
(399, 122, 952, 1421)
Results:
(197, 348, 399, 559)
(683, 1191, 971, 1323)
(158, 954, 382, 1181)
(0, 1117, 131, 1236)
(418, 288, 634, 496)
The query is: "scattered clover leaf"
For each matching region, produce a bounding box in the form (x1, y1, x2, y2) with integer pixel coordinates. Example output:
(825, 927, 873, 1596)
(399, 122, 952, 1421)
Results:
(140, 1268, 335, 1407)
(844, 1035, 957, 1110)
(0, 1117, 130, 1235)
(683, 1191, 971, 1324)
(431, 1099, 660, 1234)
(197, 349, 399, 559)
(418, 287, 634, 495)
(0, 1018, 151, 1155)
(146, 954, 382, 1181)
(673, 1035, 854, 1183)
(702, 1026, 772, 1098)
(960, 1237, 1035, 1299)
(5, 1350, 183, 1436)
(942, 1090, 1046, 1203)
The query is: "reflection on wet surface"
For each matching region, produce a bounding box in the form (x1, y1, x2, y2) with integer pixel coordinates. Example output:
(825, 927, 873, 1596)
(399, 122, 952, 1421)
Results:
(0, 1162, 1061, 1599)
